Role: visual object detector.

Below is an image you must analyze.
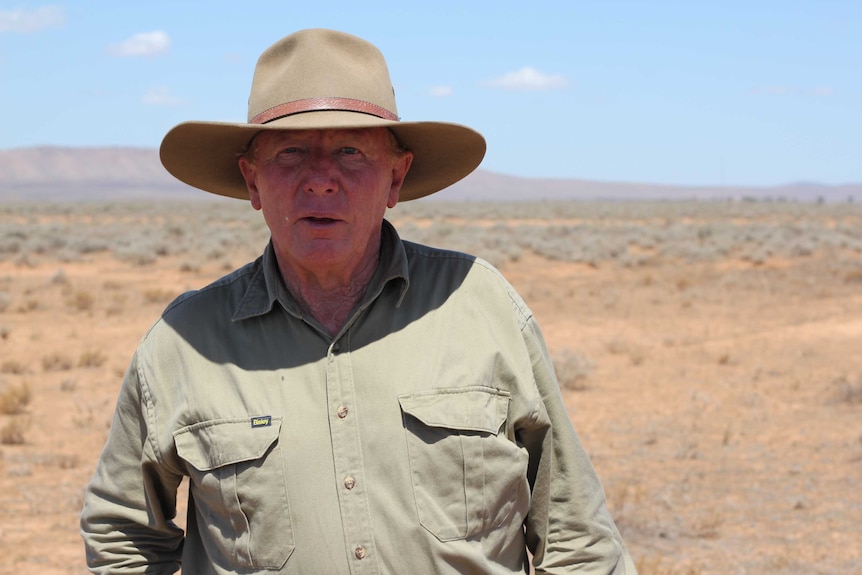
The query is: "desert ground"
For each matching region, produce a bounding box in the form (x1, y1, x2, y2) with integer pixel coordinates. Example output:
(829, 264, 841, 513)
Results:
(0, 199, 860, 574)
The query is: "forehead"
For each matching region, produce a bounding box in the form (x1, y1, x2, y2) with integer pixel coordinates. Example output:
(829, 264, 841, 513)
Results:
(253, 127, 391, 150)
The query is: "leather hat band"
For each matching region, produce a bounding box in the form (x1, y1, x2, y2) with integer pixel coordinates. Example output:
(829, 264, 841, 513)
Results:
(251, 97, 399, 124)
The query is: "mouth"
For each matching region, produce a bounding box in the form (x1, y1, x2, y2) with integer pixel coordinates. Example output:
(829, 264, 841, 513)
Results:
(299, 216, 342, 227)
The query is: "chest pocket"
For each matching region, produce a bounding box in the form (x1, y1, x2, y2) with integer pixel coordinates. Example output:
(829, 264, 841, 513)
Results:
(174, 417, 294, 570)
(399, 387, 530, 542)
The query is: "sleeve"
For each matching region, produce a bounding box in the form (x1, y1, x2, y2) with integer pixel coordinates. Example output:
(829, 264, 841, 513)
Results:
(520, 316, 638, 574)
(80, 349, 185, 574)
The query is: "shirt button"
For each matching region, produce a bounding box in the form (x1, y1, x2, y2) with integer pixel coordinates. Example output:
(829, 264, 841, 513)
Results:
(354, 546, 367, 560)
(344, 476, 356, 490)
(336, 406, 349, 419)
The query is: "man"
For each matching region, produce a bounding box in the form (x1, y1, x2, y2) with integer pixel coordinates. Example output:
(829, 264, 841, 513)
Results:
(81, 29, 636, 574)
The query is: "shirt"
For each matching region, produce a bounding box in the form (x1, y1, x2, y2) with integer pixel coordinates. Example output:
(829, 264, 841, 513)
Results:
(80, 221, 635, 574)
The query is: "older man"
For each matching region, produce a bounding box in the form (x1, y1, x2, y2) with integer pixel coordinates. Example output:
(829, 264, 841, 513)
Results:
(81, 29, 636, 574)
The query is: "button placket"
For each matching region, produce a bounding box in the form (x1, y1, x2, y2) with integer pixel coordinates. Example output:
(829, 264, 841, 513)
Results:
(326, 336, 379, 574)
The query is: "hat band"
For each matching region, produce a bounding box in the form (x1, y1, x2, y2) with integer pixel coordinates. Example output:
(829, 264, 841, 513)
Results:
(251, 97, 399, 124)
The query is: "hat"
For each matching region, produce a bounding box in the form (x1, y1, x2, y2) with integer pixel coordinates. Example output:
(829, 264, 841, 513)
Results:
(159, 28, 486, 202)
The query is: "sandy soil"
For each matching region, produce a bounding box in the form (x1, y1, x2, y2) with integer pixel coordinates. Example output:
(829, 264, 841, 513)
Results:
(0, 203, 860, 574)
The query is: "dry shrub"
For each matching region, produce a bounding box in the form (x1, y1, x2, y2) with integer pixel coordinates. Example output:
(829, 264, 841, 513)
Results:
(607, 338, 647, 366)
(42, 352, 73, 372)
(17, 299, 39, 312)
(831, 374, 862, 404)
(553, 349, 594, 391)
(50, 268, 69, 285)
(68, 290, 94, 311)
(1, 416, 31, 445)
(691, 509, 724, 539)
(0, 381, 32, 414)
(636, 556, 702, 575)
(143, 288, 177, 304)
(78, 350, 107, 368)
(0, 360, 27, 375)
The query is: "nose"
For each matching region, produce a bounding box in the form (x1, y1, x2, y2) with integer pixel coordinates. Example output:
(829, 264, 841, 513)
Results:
(302, 149, 339, 195)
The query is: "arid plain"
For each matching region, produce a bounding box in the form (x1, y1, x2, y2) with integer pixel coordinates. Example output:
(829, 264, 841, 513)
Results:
(0, 199, 860, 574)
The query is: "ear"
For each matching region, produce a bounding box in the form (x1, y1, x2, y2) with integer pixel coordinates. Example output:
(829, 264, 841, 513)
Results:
(238, 156, 262, 210)
(387, 151, 414, 209)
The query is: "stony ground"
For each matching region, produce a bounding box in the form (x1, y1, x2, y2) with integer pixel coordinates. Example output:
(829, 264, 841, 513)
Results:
(0, 200, 860, 574)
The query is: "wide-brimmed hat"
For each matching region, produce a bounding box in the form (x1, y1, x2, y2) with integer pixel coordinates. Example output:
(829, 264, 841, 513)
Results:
(159, 28, 486, 202)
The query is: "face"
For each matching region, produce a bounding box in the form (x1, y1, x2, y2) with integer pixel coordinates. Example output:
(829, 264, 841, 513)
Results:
(238, 128, 413, 281)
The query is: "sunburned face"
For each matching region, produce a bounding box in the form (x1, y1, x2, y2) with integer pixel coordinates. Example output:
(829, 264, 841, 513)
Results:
(238, 127, 413, 283)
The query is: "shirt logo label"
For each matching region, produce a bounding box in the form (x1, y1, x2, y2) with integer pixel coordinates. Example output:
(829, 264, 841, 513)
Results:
(251, 416, 272, 428)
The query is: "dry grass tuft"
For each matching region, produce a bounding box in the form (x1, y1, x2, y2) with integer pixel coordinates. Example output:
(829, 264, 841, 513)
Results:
(78, 350, 107, 369)
(68, 290, 95, 311)
(0, 360, 28, 375)
(0, 381, 32, 414)
(553, 349, 594, 391)
(636, 556, 703, 575)
(42, 352, 73, 372)
(831, 374, 862, 404)
(1, 416, 31, 445)
(143, 288, 178, 304)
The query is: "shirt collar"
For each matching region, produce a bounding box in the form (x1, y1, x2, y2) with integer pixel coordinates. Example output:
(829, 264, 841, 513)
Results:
(232, 219, 410, 322)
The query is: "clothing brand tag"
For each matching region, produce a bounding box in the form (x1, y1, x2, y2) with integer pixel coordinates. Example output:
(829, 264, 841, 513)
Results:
(251, 416, 272, 428)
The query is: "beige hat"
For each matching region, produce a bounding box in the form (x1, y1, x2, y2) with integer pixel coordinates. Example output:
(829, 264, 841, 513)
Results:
(159, 28, 486, 201)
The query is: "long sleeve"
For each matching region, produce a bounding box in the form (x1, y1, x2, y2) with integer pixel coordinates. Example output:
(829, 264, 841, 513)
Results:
(520, 316, 637, 574)
(80, 350, 185, 574)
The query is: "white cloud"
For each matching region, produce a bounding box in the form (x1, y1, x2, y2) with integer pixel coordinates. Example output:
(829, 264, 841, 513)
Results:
(0, 6, 65, 33)
(142, 86, 186, 106)
(429, 85, 453, 97)
(109, 30, 170, 57)
(485, 67, 569, 91)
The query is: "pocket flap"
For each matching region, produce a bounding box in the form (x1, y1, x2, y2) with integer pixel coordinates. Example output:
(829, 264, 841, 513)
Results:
(174, 417, 282, 471)
(399, 387, 509, 434)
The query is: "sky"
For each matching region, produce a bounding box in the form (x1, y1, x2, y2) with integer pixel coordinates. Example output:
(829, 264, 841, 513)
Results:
(0, 0, 859, 187)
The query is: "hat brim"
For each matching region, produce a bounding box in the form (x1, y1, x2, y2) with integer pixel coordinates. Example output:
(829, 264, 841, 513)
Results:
(159, 111, 486, 202)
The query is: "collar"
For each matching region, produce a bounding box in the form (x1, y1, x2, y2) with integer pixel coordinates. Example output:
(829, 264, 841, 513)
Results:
(232, 219, 410, 322)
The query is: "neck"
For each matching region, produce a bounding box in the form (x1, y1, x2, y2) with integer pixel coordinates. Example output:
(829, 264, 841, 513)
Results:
(277, 245, 380, 337)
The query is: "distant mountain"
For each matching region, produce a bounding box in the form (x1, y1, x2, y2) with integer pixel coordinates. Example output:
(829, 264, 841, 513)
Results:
(1, 146, 859, 203)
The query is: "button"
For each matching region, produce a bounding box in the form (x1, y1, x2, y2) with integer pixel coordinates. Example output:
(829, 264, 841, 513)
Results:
(336, 406, 349, 419)
(343, 476, 356, 490)
(354, 546, 366, 560)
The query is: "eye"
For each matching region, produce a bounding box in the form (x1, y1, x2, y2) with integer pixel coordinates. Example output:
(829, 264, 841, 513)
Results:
(340, 146, 360, 155)
(278, 146, 303, 155)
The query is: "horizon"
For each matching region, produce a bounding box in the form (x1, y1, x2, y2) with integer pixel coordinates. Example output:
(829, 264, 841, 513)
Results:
(1, 1, 859, 188)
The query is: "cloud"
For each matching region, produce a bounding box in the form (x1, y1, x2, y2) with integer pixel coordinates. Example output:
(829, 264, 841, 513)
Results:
(0, 6, 65, 33)
(142, 86, 186, 106)
(484, 67, 569, 91)
(108, 30, 170, 57)
(429, 85, 453, 97)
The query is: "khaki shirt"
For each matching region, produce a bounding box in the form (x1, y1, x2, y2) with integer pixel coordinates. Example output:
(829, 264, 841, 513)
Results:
(81, 221, 634, 574)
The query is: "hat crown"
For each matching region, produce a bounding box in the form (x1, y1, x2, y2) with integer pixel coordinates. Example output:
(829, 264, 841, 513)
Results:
(247, 29, 398, 123)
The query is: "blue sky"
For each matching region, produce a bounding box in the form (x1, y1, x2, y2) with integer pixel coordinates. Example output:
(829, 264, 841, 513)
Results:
(0, 1, 859, 186)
